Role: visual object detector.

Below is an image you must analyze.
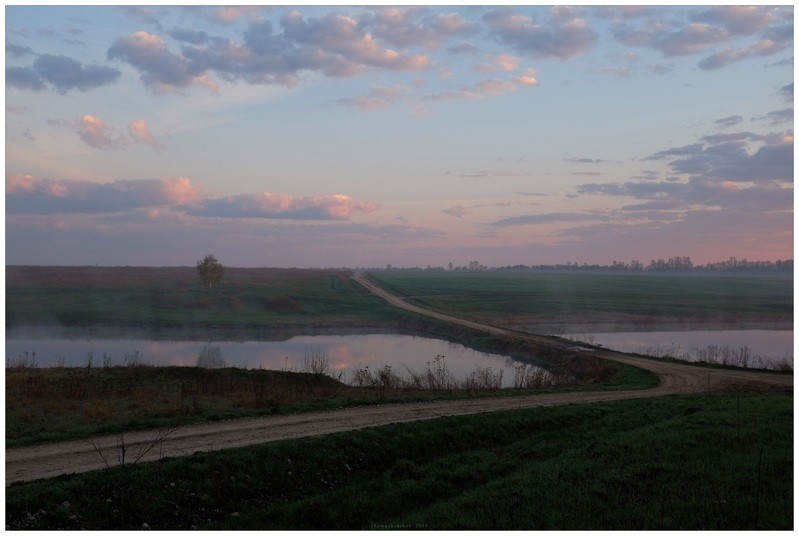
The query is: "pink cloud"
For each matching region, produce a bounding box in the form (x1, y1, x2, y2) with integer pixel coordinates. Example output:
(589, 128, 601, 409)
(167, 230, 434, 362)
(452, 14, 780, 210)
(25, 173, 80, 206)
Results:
(127, 119, 165, 150)
(6, 176, 206, 214)
(76, 114, 126, 149)
(215, 6, 264, 24)
(6, 174, 37, 194)
(474, 53, 519, 73)
(185, 192, 379, 220)
(483, 7, 596, 60)
(49, 115, 166, 151)
(107, 31, 218, 94)
(159, 177, 204, 205)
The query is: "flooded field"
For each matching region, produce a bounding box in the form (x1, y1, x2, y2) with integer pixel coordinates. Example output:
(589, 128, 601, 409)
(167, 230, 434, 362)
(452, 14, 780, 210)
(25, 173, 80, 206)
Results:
(5, 332, 531, 387)
(561, 329, 793, 369)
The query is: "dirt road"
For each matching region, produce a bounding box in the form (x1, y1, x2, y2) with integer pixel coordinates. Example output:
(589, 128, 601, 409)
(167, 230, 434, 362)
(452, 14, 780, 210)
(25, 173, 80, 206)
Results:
(6, 275, 792, 485)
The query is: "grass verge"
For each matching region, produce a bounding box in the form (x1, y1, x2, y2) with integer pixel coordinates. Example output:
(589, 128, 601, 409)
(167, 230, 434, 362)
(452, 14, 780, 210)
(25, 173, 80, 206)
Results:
(6, 392, 792, 530)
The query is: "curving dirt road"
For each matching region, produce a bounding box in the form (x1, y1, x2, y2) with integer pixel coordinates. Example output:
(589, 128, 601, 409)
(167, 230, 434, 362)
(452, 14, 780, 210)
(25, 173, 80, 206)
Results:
(6, 274, 792, 485)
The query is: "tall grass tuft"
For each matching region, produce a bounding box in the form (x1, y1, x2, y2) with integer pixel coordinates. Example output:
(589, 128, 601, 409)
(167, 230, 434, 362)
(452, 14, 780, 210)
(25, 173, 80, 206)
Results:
(123, 351, 143, 367)
(8, 351, 38, 369)
(196, 343, 227, 369)
(301, 348, 331, 375)
(463, 367, 503, 390)
(513, 364, 551, 389)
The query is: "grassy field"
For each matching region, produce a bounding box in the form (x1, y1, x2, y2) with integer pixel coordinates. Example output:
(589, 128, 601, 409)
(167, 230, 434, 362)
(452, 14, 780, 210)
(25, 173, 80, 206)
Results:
(370, 271, 793, 328)
(6, 266, 402, 330)
(6, 392, 792, 530)
(8, 267, 791, 332)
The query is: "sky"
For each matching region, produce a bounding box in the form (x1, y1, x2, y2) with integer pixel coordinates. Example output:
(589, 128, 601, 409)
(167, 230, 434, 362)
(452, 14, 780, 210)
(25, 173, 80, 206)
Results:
(4, 3, 794, 268)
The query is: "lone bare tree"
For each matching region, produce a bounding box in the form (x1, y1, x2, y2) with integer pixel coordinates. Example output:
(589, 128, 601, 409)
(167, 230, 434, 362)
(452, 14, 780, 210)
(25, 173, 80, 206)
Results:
(197, 254, 224, 289)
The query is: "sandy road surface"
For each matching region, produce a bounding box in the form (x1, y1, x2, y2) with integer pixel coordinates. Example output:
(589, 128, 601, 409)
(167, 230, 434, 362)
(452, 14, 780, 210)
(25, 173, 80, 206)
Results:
(6, 275, 792, 485)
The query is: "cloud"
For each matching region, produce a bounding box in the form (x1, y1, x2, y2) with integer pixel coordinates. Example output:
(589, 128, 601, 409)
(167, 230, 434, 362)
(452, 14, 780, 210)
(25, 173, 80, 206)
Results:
(332, 85, 408, 110)
(6, 54, 121, 93)
(169, 27, 209, 45)
(9, 173, 371, 224)
(644, 134, 793, 183)
(127, 119, 165, 150)
(752, 108, 793, 125)
(593, 6, 653, 20)
(699, 39, 789, 70)
(120, 6, 163, 30)
(34, 54, 121, 93)
(107, 31, 218, 93)
(48, 115, 165, 151)
(6, 42, 34, 57)
(423, 77, 532, 102)
(47, 114, 128, 149)
(690, 6, 775, 36)
(511, 69, 539, 87)
(576, 131, 793, 220)
(75, 115, 125, 149)
(448, 42, 478, 55)
(183, 192, 378, 220)
(613, 6, 791, 70)
(6, 66, 45, 91)
(6, 176, 205, 214)
(613, 19, 728, 56)
(367, 7, 475, 50)
(715, 115, 743, 128)
(442, 205, 473, 218)
(473, 53, 519, 73)
(279, 10, 431, 73)
(778, 83, 793, 102)
(490, 212, 609, 227)
(214, 6, 265, 24)
(338, 71, 538, 113)
(564, 157, 604, 163)
(112, 9, 439, 94)
(49, 115, 125, 150)
(483, 7, 596, 60)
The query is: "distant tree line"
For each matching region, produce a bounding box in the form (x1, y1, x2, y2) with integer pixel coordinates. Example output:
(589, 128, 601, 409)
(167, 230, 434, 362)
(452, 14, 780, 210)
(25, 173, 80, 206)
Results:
(373, 256, 793, 275)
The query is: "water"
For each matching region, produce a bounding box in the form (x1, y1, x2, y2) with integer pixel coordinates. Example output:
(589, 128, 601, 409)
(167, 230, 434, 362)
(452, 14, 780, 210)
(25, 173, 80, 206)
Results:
(5, 332, 532, 388)
(560, 329, 793, 369)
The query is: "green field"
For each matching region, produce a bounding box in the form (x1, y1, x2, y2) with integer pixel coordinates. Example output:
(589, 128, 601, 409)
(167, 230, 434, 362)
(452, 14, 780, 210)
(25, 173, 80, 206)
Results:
(7, 267, 791, 332)
(6, 393, 792, 530)
(370, 271, 793, 328)
(6, 266, 401, 330)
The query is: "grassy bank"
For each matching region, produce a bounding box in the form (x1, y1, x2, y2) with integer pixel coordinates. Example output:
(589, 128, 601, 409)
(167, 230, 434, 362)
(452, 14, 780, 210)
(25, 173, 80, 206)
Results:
(370, 271, 793, 328)
(6, 266, 401, 329)
(6, 357, 658, 447)
(7, 393, 792, 530)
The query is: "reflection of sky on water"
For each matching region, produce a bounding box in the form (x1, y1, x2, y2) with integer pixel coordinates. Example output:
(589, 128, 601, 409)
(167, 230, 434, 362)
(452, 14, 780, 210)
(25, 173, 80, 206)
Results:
(5, 334, 529, 387)
(563, 330, 793, 366)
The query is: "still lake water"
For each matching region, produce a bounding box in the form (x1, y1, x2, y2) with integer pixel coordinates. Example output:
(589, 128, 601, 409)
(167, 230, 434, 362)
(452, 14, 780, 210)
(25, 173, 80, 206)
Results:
(5, 333, 530, 387)
(561, 329, 793, 368)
